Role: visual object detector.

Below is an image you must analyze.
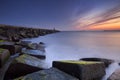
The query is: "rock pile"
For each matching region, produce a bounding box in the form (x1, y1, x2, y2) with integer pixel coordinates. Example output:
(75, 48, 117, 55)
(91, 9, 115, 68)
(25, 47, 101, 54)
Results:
(0, 24, 59, 41)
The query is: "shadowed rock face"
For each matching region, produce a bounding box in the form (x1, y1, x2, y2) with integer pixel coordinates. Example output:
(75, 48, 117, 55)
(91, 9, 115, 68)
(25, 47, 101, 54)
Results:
(107, 69, 120, 80)
(53, 60, 106, 80)
(14, 68, 79, 80)
(80, 58, 114, 67)
(4, 54, 46, 80)
(0, 42, 22, 55)
(0, 49, 10, 68)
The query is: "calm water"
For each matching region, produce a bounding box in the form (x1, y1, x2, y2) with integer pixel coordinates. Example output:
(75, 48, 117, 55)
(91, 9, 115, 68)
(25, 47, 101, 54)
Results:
(27, 31, 120, 80)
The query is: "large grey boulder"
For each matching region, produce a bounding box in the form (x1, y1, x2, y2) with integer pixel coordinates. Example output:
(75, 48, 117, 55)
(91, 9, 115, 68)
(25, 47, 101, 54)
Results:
(14, 68, 79, 80)
(53, 60, 106, 80)
(4, 54, 46, 80)
(21, 49, 46, 59)
(0, 48, 10, 68)
(80, 57, 114, 67)
(107, 69, 120, 80)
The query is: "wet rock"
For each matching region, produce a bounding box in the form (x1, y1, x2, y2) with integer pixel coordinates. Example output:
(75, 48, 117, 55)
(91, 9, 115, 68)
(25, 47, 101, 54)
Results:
(22, 49, 46, 59)
(53, 60, 105, 80)
(0, 42, 22, 55)
(37, 44, 45, 52)
(39, 42, 44, 45)
(11, 35, 20, 42)
(14, 45, 22, 53)
(0, 48, 10, 68)
(4, 54, 46, 80)
(14, 68, 79, 80)
(80, 57, 114, 67)
(107, 69, 120, 80)
(26, 43, 45, 52)
(27, 43, 38, 49)
(19, 41, 31, 47)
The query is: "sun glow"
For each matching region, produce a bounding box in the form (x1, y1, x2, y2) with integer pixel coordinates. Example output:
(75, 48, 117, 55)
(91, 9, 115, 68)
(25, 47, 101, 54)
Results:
(84, 18, 120, 30)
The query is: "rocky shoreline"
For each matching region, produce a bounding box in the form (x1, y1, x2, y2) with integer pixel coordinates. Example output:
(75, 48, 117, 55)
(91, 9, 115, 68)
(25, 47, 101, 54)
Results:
(0, 24, 59, 41)
(0, 25, 120, 80)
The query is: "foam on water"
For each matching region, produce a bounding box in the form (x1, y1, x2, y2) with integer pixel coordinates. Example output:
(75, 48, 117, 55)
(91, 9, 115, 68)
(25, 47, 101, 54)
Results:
(102, 62, 120, 80)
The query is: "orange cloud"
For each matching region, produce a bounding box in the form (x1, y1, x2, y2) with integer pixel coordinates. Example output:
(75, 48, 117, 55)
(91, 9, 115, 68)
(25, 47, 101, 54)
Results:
(78, 18, 120, 30)
(84, 18, 120, 30)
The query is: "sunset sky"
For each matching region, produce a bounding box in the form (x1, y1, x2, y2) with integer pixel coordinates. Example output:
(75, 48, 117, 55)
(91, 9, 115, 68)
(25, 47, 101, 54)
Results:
(0, 0, 120, 31)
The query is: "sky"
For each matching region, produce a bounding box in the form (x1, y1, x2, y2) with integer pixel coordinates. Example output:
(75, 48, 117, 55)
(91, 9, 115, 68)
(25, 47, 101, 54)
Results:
(0, 0, 120, 31)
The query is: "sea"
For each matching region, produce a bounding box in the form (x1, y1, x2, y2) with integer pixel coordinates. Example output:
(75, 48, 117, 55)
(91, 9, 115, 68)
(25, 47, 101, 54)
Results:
(25, 31, 120, 80)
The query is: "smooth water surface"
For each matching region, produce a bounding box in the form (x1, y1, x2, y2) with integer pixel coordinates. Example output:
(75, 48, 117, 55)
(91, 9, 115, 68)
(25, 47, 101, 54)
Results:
(26, 31, 120, 80)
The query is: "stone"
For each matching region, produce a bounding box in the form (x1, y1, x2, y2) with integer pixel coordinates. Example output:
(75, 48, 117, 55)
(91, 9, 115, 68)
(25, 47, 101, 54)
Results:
(53, 60, 106, 80)
(4, 54, 46, 80)
(27, 43, 38, 49)
(0, 48, 10, 68)
(14, 68, 79, 80)
(14, 45, 22, 53)
(27, 43, 45, 52)
(21, 49, 46, 59)
(80, 57, 114, 67)
(19, 41, 31, 47)
(107, 69, 120, 80)
(0, 42, 22, 55)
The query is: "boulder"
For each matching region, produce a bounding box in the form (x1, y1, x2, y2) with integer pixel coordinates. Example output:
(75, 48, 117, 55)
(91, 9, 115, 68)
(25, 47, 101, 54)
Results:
(27, 43, 38, 49)
(19, 41, 31, 47)
(53, 60, 106, 80)
(21, 49, 46, 59)
(0, 42, 22, 55)
(27, 43, 45, 52)
(14, 68, 79, 80)
(0, 48, 10, 68)
(4, 54, 46, 80)
(80, 57, 114, 67)
(107, 69, 120, 80)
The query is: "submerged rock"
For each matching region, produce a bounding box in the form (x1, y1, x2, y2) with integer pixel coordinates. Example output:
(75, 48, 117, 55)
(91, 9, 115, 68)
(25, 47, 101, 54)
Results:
(80, 57, 114, 67)
(21, 49, 46, 59)
(0, 48, 10, 68)
(107, 69, 120, 80)
(4, 54, 46, 80)
(39, 42, 45, 45)
(14, 68, 79, 80)
(53, 60, 106, 80)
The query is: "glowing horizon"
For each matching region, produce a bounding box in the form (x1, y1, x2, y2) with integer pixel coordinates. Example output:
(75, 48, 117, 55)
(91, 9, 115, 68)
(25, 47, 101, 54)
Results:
(0, 0, 120, 31)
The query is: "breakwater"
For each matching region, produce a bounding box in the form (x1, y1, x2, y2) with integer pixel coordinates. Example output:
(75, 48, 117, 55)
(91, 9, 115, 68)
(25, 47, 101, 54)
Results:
(0, 24, 59, 41)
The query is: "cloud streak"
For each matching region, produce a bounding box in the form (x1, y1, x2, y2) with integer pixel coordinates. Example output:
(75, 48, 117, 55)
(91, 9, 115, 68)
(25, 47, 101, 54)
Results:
(73, 3, 120, 30)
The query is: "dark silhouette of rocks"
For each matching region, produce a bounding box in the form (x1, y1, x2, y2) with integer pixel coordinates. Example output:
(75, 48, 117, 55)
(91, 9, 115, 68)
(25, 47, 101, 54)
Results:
(0, 24, 59, 41)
